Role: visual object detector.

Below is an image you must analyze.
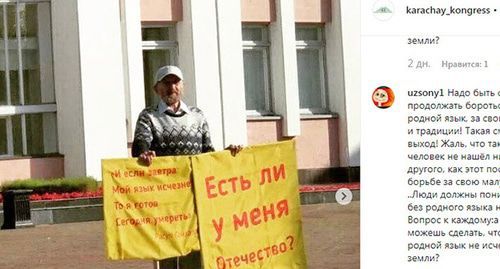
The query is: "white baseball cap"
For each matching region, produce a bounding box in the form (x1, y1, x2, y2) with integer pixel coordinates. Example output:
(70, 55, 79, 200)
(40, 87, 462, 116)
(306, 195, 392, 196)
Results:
(155, 65, 184, 82)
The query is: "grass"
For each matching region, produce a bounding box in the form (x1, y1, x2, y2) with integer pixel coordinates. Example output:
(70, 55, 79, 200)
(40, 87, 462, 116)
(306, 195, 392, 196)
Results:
(1, 177, 98, 195)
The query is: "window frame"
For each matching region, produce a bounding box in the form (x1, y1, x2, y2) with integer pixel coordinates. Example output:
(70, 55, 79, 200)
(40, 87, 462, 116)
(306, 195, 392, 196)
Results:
(141, 24, 178, 107)
(242, 24, 273, 116)
(0, 0, 57, 157)
(141, 24, 178, 60)
(295, 25, 329, 115)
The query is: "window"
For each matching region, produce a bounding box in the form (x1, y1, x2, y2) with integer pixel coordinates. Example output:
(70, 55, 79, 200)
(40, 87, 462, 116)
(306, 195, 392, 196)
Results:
(0, 1, 57, 157)
(296, 25, 328, 114)
(242, 25, 272, 116)
(141, 25, 177, 107)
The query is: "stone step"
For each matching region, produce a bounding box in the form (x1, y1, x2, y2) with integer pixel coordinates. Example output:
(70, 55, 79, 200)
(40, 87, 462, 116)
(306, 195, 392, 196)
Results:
(300, 182, 360, 193)
(300, 182, 360, 205)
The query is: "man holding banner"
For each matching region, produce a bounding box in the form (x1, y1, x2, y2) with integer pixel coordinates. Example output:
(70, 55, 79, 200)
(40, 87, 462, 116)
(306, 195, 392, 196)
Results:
(110, 64, 304, 268)
(103, 139, 307, 268)
(131, 65, 240, 268)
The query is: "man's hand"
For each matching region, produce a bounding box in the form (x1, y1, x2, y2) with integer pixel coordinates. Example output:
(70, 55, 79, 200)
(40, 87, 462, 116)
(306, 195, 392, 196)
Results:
(138, 150, 156, 166)
(225, 145, 243, 156)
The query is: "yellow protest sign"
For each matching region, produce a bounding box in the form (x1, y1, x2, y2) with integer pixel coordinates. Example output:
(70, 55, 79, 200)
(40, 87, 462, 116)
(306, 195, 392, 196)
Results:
(191, 140, 307, 269)
(102, 156, 199, 260)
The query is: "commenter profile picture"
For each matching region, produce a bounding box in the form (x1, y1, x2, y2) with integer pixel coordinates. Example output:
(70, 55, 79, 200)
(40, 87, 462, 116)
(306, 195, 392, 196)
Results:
(372, 86, 395, 109)
(373, 0, 394, 21)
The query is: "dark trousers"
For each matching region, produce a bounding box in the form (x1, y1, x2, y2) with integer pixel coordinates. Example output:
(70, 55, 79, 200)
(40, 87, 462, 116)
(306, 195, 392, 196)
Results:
(156, 251, 202, 269)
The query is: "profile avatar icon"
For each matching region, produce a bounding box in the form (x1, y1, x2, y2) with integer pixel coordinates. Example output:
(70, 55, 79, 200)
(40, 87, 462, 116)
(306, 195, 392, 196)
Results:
(373, 0, 394, 21)
(372, 86, 395, 109)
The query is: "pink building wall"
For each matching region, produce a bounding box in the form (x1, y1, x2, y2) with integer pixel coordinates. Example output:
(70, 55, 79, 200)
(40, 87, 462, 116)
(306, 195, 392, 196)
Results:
(247, 118, 339, 169)
(296, 118, 339, 168)
(247, 119, 283, 144)
(141, 0, 183, 24)
(0, 157, 64, 185)
(294, 0, 331, 23)
(241, 0, 276, 23)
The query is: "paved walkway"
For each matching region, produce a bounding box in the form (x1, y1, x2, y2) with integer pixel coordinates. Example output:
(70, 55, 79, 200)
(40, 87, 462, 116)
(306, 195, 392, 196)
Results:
(0, 202, 359, 269)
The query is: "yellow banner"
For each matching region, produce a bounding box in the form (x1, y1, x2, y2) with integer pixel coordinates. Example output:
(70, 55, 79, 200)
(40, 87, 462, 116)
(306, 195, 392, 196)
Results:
(102, 156, 199, 260)
(191, 140, 307, 269)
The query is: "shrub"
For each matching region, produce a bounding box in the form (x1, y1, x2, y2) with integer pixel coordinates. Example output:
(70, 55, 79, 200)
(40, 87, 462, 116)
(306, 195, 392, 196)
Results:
(1, 177, 98, 195)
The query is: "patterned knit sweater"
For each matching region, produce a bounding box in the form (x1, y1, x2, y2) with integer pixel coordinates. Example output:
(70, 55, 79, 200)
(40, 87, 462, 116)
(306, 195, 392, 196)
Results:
(132, 105, 214, 157)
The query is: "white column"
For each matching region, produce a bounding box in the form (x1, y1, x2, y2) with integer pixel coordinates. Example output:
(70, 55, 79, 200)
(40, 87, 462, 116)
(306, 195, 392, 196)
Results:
(52, 0, 129, 178)
(120, 0, 146, 143)
(52, 0, 86, 176)
(343, 0, 361, 167)
(177, 0, 224, 150)
(270, 0, 301, 137)
(326, 0, 360, 167)
(77, 0, 129, 178)
(215, 0, 248, 146)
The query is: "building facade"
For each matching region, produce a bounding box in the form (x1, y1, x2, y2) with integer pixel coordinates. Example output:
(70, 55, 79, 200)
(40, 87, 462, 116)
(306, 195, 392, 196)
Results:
(0, 0, 359, 184)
